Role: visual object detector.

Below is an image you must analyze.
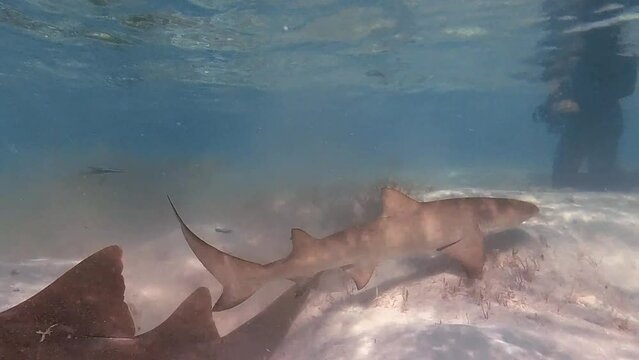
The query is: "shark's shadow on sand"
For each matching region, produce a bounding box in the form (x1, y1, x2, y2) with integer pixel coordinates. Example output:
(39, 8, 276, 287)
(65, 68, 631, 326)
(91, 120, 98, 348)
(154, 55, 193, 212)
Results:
(278, 229, 549, 359)
(0, 245, 315, 359)
(286, 227, 639, 360)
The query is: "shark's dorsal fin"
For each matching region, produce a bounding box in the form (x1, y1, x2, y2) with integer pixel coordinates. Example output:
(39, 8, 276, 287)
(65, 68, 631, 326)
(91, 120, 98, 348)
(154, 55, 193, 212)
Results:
(381, 187, 421, 217)
(0, 245, 135, 338)
(342, 262, 376, 290)
(138, 287, 219, 348)
(290, 228, 317, 255)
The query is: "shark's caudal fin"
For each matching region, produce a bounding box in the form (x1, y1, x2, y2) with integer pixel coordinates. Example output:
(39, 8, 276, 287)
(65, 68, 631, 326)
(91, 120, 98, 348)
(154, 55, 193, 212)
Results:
(168, 197, 267, 311)
(137, 287, 219, 355)
(0, 245, 135, 340)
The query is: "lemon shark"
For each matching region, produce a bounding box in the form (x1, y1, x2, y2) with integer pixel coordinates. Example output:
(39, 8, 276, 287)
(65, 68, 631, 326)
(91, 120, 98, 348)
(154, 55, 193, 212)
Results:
(169, 187, 539, 311)
(0, 245, 315, 359)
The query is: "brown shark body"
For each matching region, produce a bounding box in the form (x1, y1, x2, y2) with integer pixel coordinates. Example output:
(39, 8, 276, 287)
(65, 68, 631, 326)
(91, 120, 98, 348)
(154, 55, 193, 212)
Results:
(170, 187, 539, 311)
(0, 245, 218, 359)
(0, 245, 315, 360)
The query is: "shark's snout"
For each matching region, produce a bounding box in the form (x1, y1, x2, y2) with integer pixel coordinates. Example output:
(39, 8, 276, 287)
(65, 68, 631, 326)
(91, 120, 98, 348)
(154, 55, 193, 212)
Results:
(520, 200, 540, 219)
(480, 198, 540, 233)
(510, 199, 540, 225)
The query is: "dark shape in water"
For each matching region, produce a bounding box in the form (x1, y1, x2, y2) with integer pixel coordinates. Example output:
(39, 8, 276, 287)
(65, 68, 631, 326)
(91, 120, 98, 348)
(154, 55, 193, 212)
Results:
(532, 0, 638, 190)
(215, 227, 233, 234)
(365, 69, 386, 78)
(84, 166, 126, 175)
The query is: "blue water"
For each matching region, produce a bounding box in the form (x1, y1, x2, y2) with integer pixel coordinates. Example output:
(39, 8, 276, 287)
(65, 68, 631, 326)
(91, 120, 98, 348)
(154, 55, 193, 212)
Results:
(1, 0, 639, 256)
(0, 78, 553, 184)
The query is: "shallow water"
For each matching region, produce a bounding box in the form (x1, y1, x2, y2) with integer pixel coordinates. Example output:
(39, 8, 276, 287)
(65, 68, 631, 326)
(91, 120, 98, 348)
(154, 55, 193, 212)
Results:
(1, 1, 639, 359)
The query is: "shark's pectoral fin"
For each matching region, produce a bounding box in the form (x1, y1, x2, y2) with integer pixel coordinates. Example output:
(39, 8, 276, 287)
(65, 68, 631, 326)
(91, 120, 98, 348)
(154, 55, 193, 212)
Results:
(381, 187, 421, 216)
(439, 227, 485, 279)
(342, 262, 376, 290)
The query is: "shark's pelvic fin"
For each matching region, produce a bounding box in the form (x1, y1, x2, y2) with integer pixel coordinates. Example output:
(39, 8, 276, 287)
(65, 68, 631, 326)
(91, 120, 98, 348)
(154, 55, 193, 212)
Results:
(290, 228, 317, 256)
(0, 245, 136, 339)
(342, 262, 376, 290)
(138, 287, 219, 350)
(168, 196, 266, 311)
(440, 226, 485, 278)
(381, 187, 421, 216)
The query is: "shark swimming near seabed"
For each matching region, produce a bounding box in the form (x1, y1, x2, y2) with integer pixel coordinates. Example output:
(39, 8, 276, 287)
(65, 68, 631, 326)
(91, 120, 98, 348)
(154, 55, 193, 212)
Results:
(169, 187, 540, 311)
(0, 245, 316, 359)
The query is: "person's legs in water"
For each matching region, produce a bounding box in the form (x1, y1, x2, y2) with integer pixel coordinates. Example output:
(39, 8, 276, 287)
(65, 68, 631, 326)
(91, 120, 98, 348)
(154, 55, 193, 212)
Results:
(553, 104, 623, 190)
(552, 117, 589, 188)
(585, 104, 623, 189)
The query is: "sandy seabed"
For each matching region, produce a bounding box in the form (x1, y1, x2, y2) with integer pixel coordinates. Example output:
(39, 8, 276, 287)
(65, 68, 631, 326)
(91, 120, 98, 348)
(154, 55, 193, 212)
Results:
(1, 187, 638, 360)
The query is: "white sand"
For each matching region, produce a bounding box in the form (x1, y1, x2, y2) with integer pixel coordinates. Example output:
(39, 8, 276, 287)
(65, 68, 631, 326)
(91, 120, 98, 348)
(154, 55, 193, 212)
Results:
(1, 188, 638, 359)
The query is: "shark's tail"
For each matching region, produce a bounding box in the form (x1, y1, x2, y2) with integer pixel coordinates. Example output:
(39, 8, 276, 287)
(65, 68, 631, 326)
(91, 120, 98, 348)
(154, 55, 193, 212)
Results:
(137, 287, 219, 357)
(168, 197, 268, 311)
(0, 245, 136, 343)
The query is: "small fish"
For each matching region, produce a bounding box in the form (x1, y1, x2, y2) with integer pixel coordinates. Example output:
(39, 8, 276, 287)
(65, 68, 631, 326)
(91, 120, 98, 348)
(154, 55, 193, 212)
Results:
(365, 69, 386, 78)
(84, 166, 126, 175)
(215, 227, 232, 234)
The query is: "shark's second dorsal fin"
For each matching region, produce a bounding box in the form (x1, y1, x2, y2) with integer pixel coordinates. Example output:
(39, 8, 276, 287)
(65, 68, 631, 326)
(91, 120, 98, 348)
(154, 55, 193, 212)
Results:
(381, 187, 421, 217)
(290, 228, 317, 256)
(0, 246, 135, 339)
(138, 287, 219, 350)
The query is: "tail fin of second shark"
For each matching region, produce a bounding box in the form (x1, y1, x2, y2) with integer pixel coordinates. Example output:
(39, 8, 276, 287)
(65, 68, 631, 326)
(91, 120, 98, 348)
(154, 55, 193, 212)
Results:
(168, 197, 267, 311)
(0, 246, 136, 340)
(137, 287, 219, 356)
